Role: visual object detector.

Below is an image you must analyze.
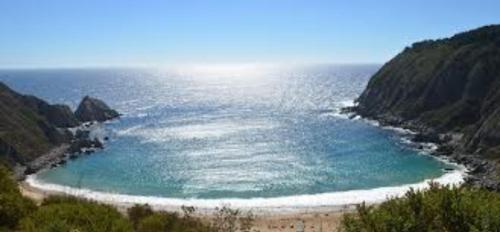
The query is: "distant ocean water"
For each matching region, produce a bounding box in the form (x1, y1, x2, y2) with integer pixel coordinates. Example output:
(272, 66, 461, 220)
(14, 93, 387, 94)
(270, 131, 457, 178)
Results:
(0, 65, 464, 209)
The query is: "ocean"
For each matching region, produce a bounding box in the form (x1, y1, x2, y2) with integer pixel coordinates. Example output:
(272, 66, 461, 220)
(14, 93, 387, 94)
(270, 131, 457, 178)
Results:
(0, 64, 463, 209)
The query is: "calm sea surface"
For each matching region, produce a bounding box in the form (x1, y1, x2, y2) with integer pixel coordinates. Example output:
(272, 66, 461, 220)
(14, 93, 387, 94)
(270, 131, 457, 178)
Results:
(0, 65, 453, 200)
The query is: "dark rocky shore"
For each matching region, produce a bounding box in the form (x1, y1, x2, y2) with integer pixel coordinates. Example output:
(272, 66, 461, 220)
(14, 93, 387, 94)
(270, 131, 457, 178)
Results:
(345, 25, 500, 190)
(0, 82, 120, 180)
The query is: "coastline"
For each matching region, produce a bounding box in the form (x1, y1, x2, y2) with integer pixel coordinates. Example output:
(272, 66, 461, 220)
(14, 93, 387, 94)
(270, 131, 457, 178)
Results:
(19, 179, 350, 232)
(17, 108, 469, 231)
(347, 104, 499, 190)
(19, 110, 468, 213)
(22, 165, 466, 214)
(20, 167, 465, 232)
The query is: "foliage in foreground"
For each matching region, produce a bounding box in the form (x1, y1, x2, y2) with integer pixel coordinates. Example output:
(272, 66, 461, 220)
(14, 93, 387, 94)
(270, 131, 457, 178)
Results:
(342, 182, 500, 232)
(0, 166, 36, 231)
(127, 204, 214, 232)
(0, 165, 254, 232)
(20, 196, 133, 232)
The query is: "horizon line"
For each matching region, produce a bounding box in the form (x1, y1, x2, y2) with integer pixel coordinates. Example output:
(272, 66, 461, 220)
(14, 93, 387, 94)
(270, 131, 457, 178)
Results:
(0, 62, 383, 71)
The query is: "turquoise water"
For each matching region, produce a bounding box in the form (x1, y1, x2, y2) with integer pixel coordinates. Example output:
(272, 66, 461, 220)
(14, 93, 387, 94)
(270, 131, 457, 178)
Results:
(0, 65, 453, 200)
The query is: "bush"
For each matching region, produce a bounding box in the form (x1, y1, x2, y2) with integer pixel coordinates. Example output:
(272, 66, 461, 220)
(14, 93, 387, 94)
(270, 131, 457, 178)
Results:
(0, 165, 216, 232)
(128, 204, 154, 228)
(20, 196, 134, 232)
(341, 183, 500, 232)
(211, 206, 254, 232)
(137, 210, 214, 232)
(0, 166, 36, 230)
(137, 213, 170, 232)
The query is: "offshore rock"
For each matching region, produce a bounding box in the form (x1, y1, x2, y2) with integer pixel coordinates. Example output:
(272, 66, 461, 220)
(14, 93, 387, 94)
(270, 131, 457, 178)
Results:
(75, 96, 120, 122)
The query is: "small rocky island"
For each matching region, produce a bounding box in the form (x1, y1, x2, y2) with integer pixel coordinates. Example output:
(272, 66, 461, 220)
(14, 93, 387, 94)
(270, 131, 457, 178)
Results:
(0, 82, 119, 179)
(350, 25, 500, 190)
(75, 96, 120, 122)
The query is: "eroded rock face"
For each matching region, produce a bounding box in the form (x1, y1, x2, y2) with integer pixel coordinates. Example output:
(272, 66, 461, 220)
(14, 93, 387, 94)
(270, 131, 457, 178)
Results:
(75, 96, 119, 122)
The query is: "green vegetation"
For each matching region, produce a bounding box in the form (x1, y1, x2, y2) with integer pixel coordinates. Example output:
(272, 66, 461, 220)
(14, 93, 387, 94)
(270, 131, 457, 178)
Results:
(211, 206, 254, 232)
(355, 24, 500, 184)
(20, 196, 133, 232)
(127, 204, 154, 228)
(342, 183, 500, 232)
(3, 164, 500, 232)
(362, 25, 500, 142)
(0, 166, 36, 231)
(127, 204, 214, 232)
(0, 82, 72, 166)
(0, 165, 254, 232)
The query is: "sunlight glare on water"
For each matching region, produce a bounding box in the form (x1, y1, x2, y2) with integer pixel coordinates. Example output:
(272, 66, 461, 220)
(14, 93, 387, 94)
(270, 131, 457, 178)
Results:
(0, 64, 457, 203)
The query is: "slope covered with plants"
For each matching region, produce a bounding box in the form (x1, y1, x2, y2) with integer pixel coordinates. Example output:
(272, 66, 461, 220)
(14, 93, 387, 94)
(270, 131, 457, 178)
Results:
(354, 25, 500, 188)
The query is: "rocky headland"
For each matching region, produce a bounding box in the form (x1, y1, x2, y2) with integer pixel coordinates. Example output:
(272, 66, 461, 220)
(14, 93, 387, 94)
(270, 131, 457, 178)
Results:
(0, 82, 119, 179)
(347, 25, 500, 190)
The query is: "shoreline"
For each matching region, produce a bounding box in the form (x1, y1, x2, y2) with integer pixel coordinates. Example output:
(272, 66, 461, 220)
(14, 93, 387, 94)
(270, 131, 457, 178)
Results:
(17, 113, 468, 231)
(22, 165, 466, 215)
(19, 111, 468, 214)
(19, 180, 351, 232)
(20, 167, 465, 232)
(347, 105, 499, 190)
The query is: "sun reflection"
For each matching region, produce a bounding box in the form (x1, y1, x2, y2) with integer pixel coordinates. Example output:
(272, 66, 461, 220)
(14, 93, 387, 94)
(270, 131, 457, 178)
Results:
(164, 63, 283, 78)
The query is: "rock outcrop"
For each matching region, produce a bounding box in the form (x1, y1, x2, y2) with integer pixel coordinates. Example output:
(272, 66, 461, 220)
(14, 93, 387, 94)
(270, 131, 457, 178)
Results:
(21, 96, 80, 128)
(75, 96, 120, 122)
(0, 82, 119, 178)
(352, 25, 500, 189)
(0, 82, 72, 165)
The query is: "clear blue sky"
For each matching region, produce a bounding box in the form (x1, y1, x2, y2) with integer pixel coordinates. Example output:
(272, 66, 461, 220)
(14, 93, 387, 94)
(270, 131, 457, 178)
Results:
(1, 0, 499, 68)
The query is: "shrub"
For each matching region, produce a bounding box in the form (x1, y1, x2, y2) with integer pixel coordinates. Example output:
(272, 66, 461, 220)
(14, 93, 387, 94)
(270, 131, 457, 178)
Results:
(0, 166, 36, 230)
(20, 196, 133, 232)
(137, 210, 214, 232)
(341, 183, 500, 232)
(137, 213, 170, 232)
(211, 206, 254, 232)
(40, 195, 86, 206)
(0, 165, 215, 232)
(128, 204, 154, 228)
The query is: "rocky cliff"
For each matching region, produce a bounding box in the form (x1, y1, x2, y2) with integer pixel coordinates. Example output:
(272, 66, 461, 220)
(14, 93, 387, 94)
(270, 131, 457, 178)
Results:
(0, 83, 73, 165)
(354, 25, 500, 189)
(0, 82, 119, 174)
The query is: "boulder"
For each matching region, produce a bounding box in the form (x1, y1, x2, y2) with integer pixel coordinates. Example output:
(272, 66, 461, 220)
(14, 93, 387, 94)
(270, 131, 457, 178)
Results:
(75, 96, 119, 122)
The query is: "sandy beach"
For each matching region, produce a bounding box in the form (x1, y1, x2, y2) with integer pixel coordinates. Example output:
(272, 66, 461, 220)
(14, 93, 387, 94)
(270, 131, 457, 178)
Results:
(19, 181, 350, 232)
(18, 164, 466, 232)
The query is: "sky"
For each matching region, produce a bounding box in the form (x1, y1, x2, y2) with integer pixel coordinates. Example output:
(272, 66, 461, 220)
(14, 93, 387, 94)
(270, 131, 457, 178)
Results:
(1, 0, 500, 68)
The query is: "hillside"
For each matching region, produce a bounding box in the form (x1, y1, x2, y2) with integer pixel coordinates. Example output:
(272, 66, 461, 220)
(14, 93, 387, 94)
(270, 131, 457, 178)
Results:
(354, 25, 500, 188)
(0, 82, 119, 174)
(0, 83, 74, 166)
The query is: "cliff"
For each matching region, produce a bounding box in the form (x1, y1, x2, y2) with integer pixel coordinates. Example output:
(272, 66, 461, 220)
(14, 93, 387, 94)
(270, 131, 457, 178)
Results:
(354, 25, 500, 188)
(0, 83, 73, 165)
(0, 82, 119, 173)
